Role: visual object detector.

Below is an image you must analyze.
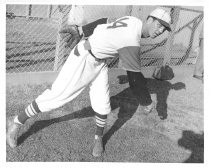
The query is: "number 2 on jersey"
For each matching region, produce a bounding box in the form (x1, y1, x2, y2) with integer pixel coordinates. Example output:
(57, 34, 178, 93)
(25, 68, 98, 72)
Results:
(107, 17, 129, 29)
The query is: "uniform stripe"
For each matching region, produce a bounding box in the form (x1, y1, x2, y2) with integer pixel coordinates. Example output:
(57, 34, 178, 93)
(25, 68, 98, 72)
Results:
(27, 104, 36, 116)
(95, 113, 107, 137)
(30, 104, 37, 115)
(95, 118, 106, 128)
(96, 120, 106, 126)
(32, 100, 41, 113)
(96, 118, 106, 123)
(95, 113, 107, 129)
(18, 101, 40, 124)
(25, 108, 31, 117)
(96, 120, 106, 125)
(96, 123, 104, 127)
(95, 116, 106, 122)
(95, 114, 107, 136)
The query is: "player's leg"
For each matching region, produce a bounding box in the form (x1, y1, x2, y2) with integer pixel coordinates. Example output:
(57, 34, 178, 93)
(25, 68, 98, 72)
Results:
(89, 65, 111, 157)
(6, 41, 105, 148)
(126, 71, 155, 113)
(16, 44, 89, 123)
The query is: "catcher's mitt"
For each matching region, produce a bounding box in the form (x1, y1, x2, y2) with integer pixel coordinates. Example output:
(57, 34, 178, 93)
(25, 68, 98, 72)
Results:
(59, 25, 82, 49)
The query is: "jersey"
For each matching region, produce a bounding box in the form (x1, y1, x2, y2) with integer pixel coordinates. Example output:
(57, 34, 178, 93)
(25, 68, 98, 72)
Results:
(88, 16, 143, 72)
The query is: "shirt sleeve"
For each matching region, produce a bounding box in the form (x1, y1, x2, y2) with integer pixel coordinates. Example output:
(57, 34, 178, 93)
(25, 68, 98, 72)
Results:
(82, 18, 108, 37)
(118, 46, 141, 72)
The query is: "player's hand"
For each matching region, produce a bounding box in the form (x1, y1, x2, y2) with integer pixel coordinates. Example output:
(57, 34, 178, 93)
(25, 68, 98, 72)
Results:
(59, 25, 83, 49)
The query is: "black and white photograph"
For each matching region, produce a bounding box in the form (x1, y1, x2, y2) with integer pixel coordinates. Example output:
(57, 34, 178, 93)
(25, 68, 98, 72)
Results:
(2, 0, 209, 166)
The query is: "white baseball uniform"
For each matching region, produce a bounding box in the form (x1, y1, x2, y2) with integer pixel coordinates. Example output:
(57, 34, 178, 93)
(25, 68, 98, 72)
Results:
(89, 16, 142, 72)
(33, 16, 143, 116)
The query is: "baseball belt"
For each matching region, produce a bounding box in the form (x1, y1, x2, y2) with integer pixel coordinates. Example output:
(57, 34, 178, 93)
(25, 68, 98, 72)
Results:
(83, 39, 107, 63)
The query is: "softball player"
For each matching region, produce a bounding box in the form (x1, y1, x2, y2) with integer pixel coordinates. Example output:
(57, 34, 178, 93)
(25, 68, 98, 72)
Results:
(7, 8, 171, 157)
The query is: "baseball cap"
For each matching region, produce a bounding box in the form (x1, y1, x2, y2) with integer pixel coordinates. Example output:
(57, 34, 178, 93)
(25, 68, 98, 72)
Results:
(149, 8, 172, 31)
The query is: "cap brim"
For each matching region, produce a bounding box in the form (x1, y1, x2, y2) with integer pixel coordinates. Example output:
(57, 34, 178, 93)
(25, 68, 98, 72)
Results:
(157, 19, 171, 32)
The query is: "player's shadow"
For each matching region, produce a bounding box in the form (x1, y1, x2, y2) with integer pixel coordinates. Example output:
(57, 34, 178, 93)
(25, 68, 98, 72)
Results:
(102, 88, 140, 147)
(17, 75, 185, 148)
(178, 130, 204, 163)
(17, 106, 95, 146)
(117, 75, 186, 119)
(102, 75, 185, 148)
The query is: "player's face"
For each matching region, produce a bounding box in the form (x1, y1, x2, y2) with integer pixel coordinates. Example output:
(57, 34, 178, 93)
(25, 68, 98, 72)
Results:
(149, 19, 166, 39)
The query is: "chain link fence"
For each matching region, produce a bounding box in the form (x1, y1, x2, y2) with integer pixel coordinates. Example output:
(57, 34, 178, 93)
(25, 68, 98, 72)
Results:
(6, 5, 203, 73)
(6, 5, 62, 73)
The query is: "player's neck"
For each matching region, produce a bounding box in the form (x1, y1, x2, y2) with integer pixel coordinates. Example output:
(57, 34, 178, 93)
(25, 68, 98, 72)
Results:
(141, 23, 150, 38)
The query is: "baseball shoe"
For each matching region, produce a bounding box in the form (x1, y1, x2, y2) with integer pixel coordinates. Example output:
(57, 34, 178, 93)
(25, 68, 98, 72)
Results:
(143, 101, 155, 114)
(6, 116, 21, 148)
(92, 136, 104, 157)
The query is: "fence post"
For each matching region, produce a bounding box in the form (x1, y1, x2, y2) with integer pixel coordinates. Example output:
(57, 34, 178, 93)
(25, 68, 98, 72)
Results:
(163, 6, 181, 65)
(125, 5, 133, 16)
(176, 13, 203, 65)
(27, 4, 32, 19)
(54, 5, 71, 71)
(48, 5, 53, 18)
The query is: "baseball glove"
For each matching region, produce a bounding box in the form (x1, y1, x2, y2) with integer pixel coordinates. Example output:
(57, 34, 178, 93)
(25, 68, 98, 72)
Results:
(153, 64, 174, 80)
(59, 18, 108, 49)
(59, 25, 82, 49)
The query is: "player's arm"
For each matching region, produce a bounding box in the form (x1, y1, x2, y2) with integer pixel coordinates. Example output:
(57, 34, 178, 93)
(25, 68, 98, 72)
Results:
(59, 18, 108, 49)
(82, 18, 108, 37)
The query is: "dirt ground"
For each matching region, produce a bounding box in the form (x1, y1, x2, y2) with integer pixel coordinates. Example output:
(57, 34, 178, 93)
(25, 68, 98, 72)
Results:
(106, 65, 204, 162)
(6, 65, 204, 163)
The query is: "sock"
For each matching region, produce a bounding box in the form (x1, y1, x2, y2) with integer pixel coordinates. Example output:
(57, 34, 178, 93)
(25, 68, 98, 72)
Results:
(95, 113, 107, 139)
(17, 100, 41, 124)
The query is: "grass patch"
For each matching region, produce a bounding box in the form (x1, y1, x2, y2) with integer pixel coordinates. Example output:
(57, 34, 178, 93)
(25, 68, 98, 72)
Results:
(6, 69, 204, 162)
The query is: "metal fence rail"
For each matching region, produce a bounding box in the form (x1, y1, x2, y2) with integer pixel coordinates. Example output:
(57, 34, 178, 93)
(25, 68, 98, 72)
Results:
(6, 5, 203, 73)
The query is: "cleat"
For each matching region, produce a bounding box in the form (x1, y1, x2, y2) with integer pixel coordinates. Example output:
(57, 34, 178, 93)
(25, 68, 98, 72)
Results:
(6, 117, 20, 148)
(92, 136, 104, 157)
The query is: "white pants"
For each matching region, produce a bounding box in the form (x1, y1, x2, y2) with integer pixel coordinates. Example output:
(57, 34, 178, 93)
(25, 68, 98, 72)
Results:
(35, 40, 111, 115)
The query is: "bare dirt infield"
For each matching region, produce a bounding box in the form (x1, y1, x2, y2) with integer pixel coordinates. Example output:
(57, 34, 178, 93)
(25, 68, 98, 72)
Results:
(6, 66, 204, 162)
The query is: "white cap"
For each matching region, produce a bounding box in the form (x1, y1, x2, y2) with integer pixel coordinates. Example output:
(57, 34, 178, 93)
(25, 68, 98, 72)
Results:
(149, 8, 172, 31)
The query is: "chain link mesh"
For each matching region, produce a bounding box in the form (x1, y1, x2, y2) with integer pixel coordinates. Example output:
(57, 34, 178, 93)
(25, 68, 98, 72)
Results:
(6, 5, 62, 73)
(6, 5, 203, 73)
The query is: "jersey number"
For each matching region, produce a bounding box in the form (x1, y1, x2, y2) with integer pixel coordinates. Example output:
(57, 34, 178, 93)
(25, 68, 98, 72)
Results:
(107, 17, 128, 29)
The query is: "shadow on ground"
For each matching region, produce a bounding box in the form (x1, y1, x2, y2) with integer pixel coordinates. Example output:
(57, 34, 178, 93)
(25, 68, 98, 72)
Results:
(178, 130, 204, 163)
(117, 75, 186, 119)
(17, 75, 187, 160)
(17, 106, 95, 146)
